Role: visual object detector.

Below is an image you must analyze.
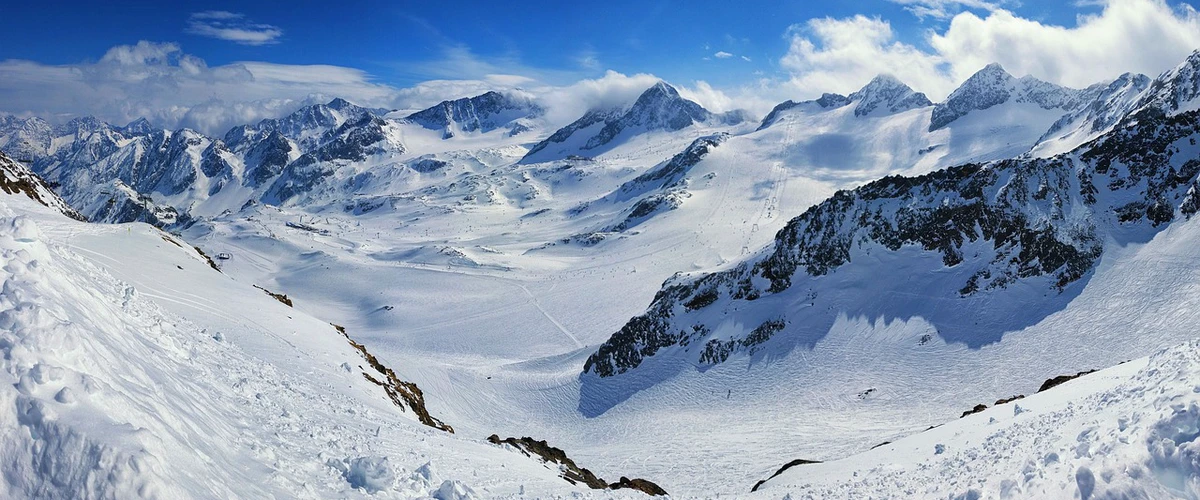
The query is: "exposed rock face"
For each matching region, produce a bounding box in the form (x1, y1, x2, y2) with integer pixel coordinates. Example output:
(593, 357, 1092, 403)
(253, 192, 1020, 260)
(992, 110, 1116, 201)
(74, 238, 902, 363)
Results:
(1041, 73, 1152, 143)
(1136, 49, 1200, 114)
(751, 459, 822, 492)
(333, 324, 453, 433)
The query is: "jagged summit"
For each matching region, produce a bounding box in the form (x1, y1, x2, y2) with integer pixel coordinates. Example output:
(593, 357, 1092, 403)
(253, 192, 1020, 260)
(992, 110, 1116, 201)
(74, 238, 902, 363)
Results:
(521, 81, 716, 163)
(121, 117, 156, 136)
(931, 63, 1082, 131)
(585, 81, 712, 148)
(405, 90, 543, 138)
(1034, 72, 1152, 156)
(1135, 48, 1200, 114)
(848, 74, 933, 117)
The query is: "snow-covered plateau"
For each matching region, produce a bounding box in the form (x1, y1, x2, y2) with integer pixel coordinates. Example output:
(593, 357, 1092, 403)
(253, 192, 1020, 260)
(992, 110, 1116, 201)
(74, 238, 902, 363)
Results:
(2, 50, 1200, 499)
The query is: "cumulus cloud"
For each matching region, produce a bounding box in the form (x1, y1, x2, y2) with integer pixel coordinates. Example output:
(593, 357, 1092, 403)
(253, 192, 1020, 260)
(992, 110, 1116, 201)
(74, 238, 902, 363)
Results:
(186, 11, 283, 46)
(777, 0, 1200, 101)
(780, 15, 953, 98)
(931, 0, 1200, 88)
(714, 51, 734, 59)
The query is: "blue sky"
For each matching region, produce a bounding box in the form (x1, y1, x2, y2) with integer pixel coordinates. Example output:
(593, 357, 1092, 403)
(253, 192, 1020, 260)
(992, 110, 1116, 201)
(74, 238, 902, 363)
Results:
(1, 0, 1200, 134)
(0, 1, 1134, 87)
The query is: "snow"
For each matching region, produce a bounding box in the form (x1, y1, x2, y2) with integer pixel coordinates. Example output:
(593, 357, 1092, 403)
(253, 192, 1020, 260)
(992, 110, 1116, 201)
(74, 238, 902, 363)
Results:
(0, 193, 641, 499)
(3, 55, 1200, 498)
(755, 338, 1200, 499)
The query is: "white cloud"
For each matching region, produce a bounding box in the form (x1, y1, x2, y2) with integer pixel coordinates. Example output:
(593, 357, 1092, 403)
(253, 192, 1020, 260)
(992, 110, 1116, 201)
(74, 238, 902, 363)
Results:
(777, 0, 1200, 101)
(538, 70, 662, 124)
(931, 0, 1200, 88)
(0, 41, 399, 135)
(714, 51, 734, 59)
(676, 81, 739, 113)
(741, 56, 752, 62)
(780, 15, 953, 99)
(887, 0, 1012, 19)
(186, 11, 283, 46)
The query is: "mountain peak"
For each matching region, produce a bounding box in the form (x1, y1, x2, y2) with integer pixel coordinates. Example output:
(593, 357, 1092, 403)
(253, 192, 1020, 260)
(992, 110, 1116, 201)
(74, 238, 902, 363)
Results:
(981, 62, 1008, 74)
(405, 90, 544, 138)
(849, 74, 932, 117)
(931, 63, 1079, 130)
(521, 82, 711, 163)
(646, 80, 679, 96)
(631, 82, 686, 110)
(326, 97, 356, 111)
(122, 117, 155, 136)
(1133, 47, 1200, 115)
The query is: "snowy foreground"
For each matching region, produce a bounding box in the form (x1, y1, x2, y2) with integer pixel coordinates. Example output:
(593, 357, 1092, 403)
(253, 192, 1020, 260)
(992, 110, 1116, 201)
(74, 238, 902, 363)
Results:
(4, 187, 1200, 498)
(0, 193, 649, 499)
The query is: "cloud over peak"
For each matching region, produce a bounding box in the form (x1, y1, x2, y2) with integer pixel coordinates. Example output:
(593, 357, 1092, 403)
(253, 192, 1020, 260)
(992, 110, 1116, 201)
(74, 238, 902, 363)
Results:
(777, 0, 1200, 101)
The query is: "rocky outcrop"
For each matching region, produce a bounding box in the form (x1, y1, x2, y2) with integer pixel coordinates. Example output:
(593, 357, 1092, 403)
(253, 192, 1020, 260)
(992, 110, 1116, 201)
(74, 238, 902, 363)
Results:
(333, 324, 453, 433)
(486, 435, 667, 496)
(751, 458, 821, 492)
(847, 75, 932, 117)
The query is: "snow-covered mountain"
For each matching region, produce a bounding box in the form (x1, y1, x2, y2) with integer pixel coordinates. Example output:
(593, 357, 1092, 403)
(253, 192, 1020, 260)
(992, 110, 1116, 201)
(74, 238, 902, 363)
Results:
(929, 63, 1085, 131)
(405, 91, 544, 139)
(755, 75, 931, 131)
(581, 49, 1200, 414)
(521, 81, 747, 163)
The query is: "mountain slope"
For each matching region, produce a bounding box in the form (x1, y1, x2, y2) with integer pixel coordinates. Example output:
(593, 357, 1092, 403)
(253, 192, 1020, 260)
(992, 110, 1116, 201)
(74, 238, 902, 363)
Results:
(581, 53, 1200, 414)
(0, 182, 653, 498)
(0, 151, 84, 221)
